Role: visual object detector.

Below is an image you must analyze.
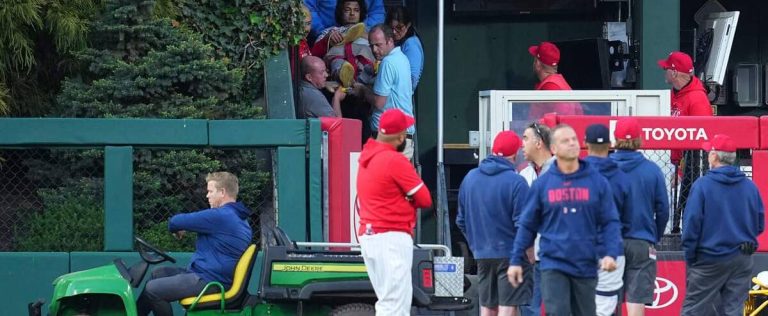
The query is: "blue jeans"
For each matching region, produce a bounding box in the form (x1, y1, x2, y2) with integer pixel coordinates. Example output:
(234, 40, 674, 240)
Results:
(136, 266, 208, 316)
(522, 262, 541, 316)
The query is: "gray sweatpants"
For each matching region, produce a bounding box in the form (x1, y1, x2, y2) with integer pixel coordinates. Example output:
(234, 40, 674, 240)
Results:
(540, 269, 597, 316)
(681, 253, 752, 316)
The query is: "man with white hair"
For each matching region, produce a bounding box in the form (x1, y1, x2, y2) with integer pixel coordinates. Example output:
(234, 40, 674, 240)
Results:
(681, 134, 764, 316)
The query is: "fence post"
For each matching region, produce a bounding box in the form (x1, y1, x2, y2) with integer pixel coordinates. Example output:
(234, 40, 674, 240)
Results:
(265, 49, 296, 119)
(307, 119, 323, 242)
(104, 146, 134, 251)
(276, 146, 307, 241)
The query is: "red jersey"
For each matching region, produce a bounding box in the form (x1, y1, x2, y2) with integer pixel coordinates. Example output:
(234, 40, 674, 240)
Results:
(356, 139, 431, 236)
(529, 74, 584, 119)
(670, 76, 713, 163)
(671, 76, 712, 117)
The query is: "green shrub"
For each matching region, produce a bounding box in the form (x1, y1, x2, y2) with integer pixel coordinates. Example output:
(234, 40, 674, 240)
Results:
(15, 179, 104, 251)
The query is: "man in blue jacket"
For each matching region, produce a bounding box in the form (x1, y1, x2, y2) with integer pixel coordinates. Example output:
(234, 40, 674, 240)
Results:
(137, 172, 253, 316)
(584, 124, 630, 316)
(509, 124, 622, 316)
(610, 117, 669, 316)
(304, 0, 385, 40)
(457, 131, 531, 316)
(681, 134, 764, 316)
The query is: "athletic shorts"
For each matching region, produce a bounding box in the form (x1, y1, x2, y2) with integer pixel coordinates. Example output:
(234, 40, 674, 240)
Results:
(623, 239, 657, 304)
(477, 258, 532, 307)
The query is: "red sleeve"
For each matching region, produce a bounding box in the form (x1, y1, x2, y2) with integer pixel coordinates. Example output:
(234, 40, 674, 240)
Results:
(310, 37, 329, 58)
(538, 82, 561, 90)
(389, 156, 432, 209)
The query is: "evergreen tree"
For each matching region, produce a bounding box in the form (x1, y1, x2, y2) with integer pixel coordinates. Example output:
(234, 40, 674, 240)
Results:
(15, 0, 269, 251)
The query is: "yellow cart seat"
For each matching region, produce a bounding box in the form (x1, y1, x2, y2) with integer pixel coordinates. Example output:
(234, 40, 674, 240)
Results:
(179, 244, 257, 311)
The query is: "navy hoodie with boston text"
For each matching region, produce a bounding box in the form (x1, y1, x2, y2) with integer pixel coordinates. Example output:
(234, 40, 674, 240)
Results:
(456, 155, 529, 259)
(682, 165, 765, 264)
(610, 150, 669, 243)
(510, 159, 622, 278)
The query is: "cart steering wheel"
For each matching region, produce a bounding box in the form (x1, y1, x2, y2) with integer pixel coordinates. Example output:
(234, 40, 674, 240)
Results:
(135, 237, 177, 264)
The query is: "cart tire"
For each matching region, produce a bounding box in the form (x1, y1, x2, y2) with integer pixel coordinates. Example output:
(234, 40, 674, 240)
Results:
(329, 303, 375, 316)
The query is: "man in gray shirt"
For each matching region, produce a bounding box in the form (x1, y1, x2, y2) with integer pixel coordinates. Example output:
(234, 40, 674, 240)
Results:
(299, 56, 346, 118)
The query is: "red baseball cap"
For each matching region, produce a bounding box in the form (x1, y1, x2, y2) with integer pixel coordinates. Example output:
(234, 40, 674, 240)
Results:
(528, 42, 560, 66)
(539, 113, 558, 128)
(614, 117, 641, 140)
(492, 131, 521, 157)
(702, 134, 736, 152)
(657, 51, 694, 73)
(378, 109, 415, 135)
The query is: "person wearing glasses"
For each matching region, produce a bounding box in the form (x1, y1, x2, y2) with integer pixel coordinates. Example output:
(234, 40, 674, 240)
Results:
(518, 121, 553, 316)
(386, 6, 423, 91)
(527, 41, 583, 120)
(509, 124, 621, 316)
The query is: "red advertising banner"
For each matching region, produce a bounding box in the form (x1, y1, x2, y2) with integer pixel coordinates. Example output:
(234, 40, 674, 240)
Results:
(754, 151, 768, 251)
(320, 118, 361, 243)
(762, 116, 768, 149)
(555, 115, 760, 150)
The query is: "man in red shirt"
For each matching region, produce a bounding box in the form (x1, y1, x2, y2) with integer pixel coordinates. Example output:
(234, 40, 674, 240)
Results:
(528, 41, 583, 119)
(658, 51, 713, 117)
(356, 108, 432, 315)
(658, 51, 714, 234)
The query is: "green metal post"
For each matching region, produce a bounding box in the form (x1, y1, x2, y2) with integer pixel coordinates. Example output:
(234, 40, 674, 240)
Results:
(307, 119, 322, 242)
(104, 146, 134, 251)
(265, 49, 296, 119)
(637, 0, 679, 89)
(276, 146, 307, 241)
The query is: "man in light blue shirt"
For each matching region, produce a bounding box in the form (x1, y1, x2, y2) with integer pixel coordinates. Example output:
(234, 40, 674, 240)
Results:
(304, 0, 384, 40)
(357, 24, 415, 159)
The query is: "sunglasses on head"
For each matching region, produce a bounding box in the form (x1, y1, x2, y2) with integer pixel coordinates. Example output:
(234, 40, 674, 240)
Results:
(532, 122, 544, 139)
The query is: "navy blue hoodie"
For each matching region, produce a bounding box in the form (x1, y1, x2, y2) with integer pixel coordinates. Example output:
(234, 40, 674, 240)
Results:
(610, 150, 669, 243)
(511, 159, 622, 278)
(456, 155, 529, 259)
(169, 201, 253, 287)
(584, 156, 630, 255)
(682, 165, 765, 264)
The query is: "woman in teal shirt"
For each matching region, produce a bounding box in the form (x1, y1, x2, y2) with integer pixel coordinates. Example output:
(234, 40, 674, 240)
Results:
(386, 6, 424, 91)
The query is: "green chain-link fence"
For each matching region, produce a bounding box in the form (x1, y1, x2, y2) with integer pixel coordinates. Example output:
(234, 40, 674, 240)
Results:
(0, 147, 273, 252)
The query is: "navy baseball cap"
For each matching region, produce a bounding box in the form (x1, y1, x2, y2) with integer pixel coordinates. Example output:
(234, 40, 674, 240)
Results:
(585, 124, 610, 144)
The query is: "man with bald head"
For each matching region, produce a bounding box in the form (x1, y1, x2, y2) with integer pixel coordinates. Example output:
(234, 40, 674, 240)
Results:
(299, 55, 346, 118)
(509, 124, 622, 316)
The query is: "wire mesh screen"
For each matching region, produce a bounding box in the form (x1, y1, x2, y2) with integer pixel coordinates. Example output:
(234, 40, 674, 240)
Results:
(648, 149, 711, 251)
(133, 148, 273, 252)
(0, 147, 273, 252)
(0, 148, 105, 251)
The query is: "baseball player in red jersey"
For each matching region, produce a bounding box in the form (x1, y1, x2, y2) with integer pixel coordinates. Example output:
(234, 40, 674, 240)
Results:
(356, 108, 432, 315)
